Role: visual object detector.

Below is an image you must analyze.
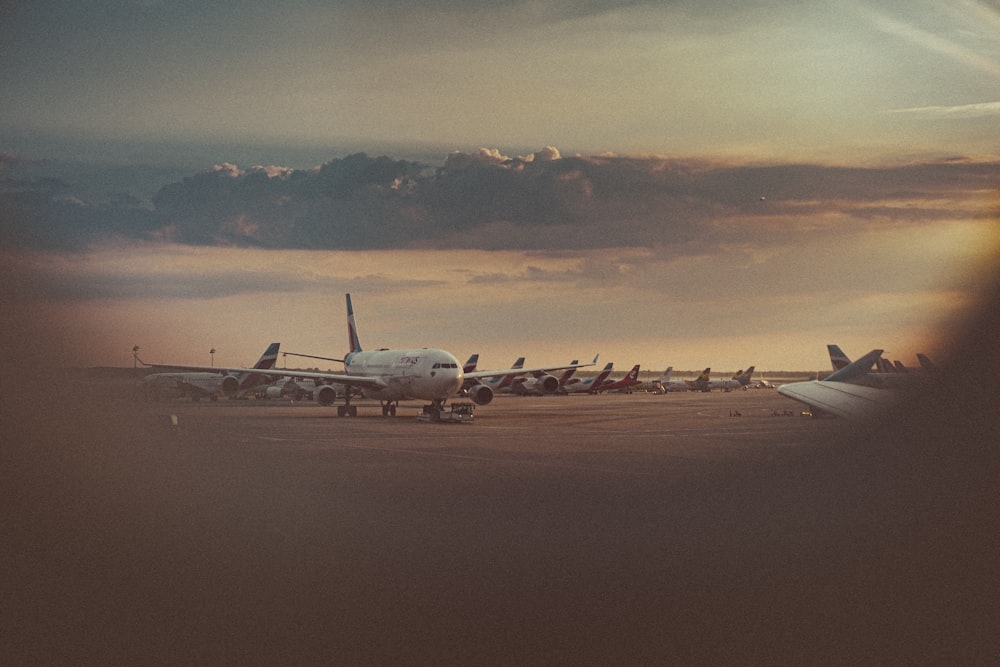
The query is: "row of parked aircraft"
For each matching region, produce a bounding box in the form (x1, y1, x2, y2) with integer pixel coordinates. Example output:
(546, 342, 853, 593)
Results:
(139, 294, 760, 419)
(778, 344, 936, 419)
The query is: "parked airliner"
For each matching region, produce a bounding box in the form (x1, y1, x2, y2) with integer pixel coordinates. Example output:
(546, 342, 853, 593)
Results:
(140, 342, 281, 401)
(559, 362, 615, 394)
(145, 294, 592, 419)
(685, 368, 745, 392)
(595, 364, 641, 393)
(512, 355, 599, 395)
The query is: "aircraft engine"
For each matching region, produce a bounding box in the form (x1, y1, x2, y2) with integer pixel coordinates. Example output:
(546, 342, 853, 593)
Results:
(265, 385, 284, 399)
(514, 374, 560, 395)
(314, 384, 338, 406)
(467, 383, 494, 406)
(220, 375, 241, 397)
(536, 374, 560, 393)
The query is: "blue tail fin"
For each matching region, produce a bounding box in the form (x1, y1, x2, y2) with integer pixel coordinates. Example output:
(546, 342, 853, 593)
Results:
(346, 293, 362, 354)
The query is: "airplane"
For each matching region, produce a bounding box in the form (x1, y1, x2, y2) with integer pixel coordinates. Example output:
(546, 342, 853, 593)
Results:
(143, 294, 593, 419)
(512, 354, 600, 395)
(634, 366, 675, 394)
(462, 356, 524, 399)
(557, 360, 581, 387)
(658, 367, 692, 393)
(735, 366, 756, 389)
(917, 353, 937, 371)
(595, 364, 641, 393)
(684, 368, 744, 392)
(139, 342, 281, 401)
(559, 362, 615, 394)
(778, 349, 898, 419)
(825, 345, 927, 389)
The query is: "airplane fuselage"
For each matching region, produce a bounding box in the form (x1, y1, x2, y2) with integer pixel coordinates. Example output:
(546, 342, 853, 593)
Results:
(345, 348, 463, 402)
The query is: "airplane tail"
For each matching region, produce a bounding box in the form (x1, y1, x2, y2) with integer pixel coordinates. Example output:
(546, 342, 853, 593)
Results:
(588, 363, 615, 392)
(238, 342, 281, 390)
(826, 349, 884, 383)
(917, 353, 936, 371)
(463, 354, 479, 374)
(737, 365, 755, 386)
(827, 344, 851, 371)
(659, 366, 673, 383)
(685, 367, 711, 388)
(557, 360, 579, 385)
(627, 364, 640, 381)
(346, 293, 362, 354)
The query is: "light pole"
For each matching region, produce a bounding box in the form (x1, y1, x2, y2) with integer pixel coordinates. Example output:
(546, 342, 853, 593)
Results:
(210, 348, 216, 367)
(132, 345, 140, 368)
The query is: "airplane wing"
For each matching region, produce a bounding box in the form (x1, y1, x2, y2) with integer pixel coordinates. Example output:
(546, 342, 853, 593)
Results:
(142, 362, 387, 391)
(463, 357, 596, 381)
(778, 380, 895, 419)
(777, 348, 895, 419)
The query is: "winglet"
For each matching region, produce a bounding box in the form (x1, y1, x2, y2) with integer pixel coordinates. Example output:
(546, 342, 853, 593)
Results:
(825, 349, 883, 383)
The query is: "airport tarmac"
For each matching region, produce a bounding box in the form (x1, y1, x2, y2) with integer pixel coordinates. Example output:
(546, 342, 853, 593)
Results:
(8, 378, 998, 664)
(147, 390, 824, 476)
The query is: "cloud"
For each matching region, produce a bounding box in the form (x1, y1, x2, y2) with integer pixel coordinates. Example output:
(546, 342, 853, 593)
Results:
(3, 149, 997, 258)
(887, 101, 1000, 119)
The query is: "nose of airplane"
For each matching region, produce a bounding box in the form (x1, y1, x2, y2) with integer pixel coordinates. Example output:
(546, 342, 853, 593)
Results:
(443, 363, 463, 395)
(427, 354, 464, 396)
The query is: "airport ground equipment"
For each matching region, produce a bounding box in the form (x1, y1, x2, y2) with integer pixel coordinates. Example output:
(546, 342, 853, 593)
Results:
(417, 402, 475, 423)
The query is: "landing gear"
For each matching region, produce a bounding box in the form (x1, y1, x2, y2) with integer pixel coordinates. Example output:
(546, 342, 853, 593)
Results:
(337, 391, 358, 417)
(381, 401, 398, 417)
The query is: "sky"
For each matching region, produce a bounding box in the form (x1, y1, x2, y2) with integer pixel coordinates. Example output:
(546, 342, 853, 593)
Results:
(2, 0, 999, 372)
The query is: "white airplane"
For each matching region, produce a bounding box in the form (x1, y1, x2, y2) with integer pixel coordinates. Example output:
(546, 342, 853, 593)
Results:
(778, 349, 897, 419)
(462, 356, 524, 399)
(658, 367, 691, 393)
(559, 362, 615, 394)
(633, 366, 673, 394)
(140, 342, 281, 401)
(512, 354, 600, 395)
(145, 294, 592, 419)
(684, 367, 745, 392)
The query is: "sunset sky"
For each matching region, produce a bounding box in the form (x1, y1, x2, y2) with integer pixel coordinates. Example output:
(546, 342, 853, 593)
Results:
(2, 1, 998, 372)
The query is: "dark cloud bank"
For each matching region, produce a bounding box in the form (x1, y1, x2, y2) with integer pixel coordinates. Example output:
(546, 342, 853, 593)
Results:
(2, 148, 997, 252)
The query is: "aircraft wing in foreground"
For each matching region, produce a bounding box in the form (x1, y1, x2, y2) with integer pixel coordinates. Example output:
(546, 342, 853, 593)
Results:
(778, 349, 896, 418)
